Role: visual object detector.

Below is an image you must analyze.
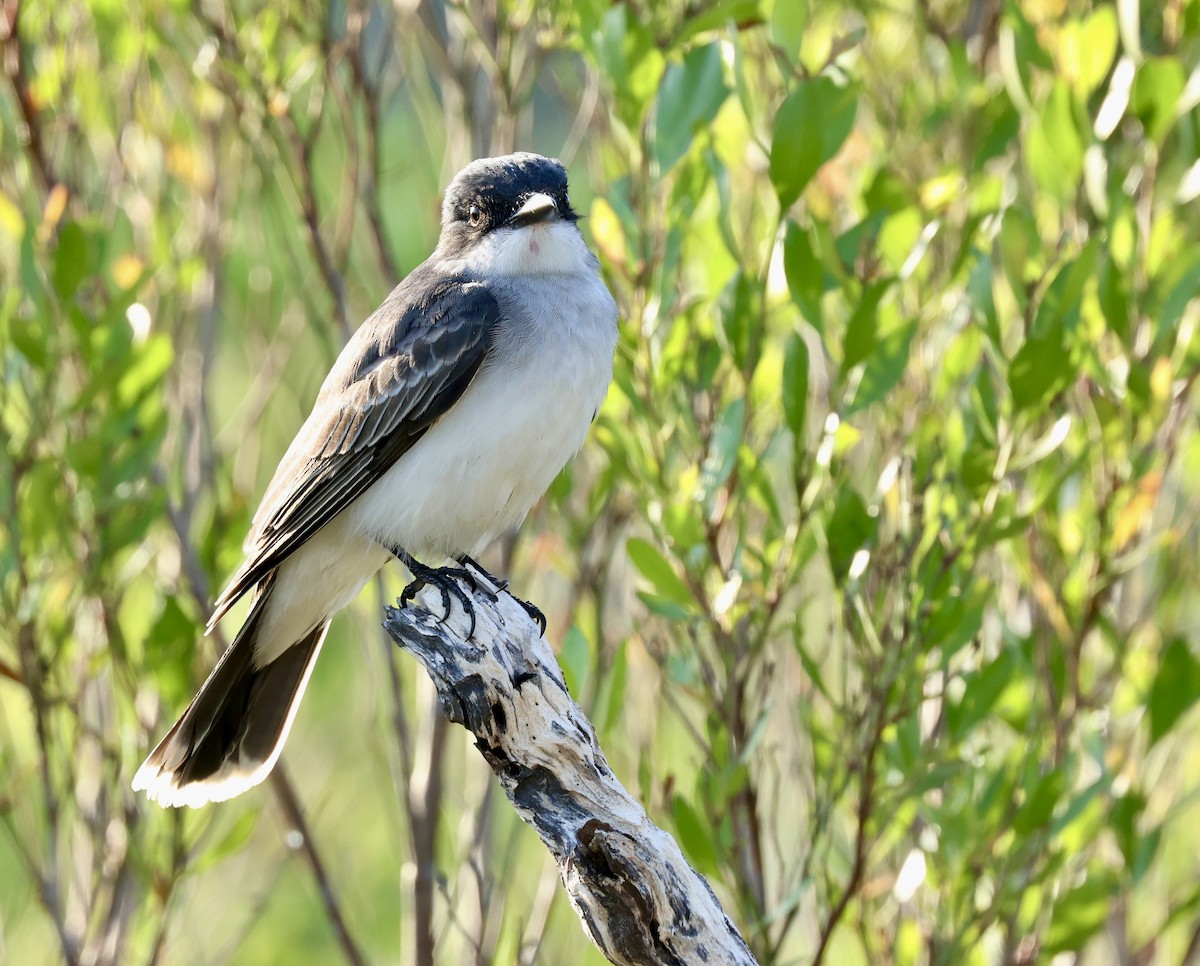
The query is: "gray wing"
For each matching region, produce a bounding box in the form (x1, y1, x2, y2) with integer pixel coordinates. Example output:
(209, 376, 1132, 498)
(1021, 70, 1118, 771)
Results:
(208, 275, 499, 627)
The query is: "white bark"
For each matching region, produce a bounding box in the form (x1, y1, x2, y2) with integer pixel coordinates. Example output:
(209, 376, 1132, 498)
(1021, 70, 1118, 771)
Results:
(383, 581, 758, 966)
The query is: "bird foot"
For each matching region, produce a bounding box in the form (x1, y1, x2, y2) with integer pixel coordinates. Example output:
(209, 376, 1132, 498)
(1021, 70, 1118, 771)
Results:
(394, 548, 477, 638)
(458, 555, 547, 636)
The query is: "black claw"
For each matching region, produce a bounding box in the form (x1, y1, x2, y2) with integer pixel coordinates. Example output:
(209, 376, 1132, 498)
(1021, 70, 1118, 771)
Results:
(453, 555, 546, 636)
(457, 554, 508, 593)
(516, 597, 547, 636)
(392, 547, 476, 638)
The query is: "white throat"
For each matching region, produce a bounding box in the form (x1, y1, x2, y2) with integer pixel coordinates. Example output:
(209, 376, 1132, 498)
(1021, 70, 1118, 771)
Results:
(449, 221, 594, 278)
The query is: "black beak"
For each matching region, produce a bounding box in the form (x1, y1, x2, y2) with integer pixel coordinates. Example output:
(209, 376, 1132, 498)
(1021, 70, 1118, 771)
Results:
(508, 192, 559, 228)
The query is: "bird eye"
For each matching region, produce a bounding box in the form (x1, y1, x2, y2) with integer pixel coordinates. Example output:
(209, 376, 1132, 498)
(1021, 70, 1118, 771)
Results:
(467, 204, 483, 228)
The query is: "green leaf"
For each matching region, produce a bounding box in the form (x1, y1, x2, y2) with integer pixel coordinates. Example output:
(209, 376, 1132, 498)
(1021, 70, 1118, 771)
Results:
(1060, 6, 1118, 94)
(783, 220, 824, 330)
(1133, 827, 1162, 884)
(1008, 328, 1072, 413)
(654, 43, 730, 171)
(863, 166, 912, 214)
(793, 634, 832, 701)
(9, 313, 49, 369)
(117, 334, 174, 407)
(671, 794, 720, 875)
(1013, 769, 1066, 834)
(1110, 792, 1144, 870)
(53, 221, 92, 300)
(841, 280, 891, 372)
(947, 648, 1018, 739)
(1155, 252, 1200, 348)
(876, 207, 922, 274)
(1148, 637, 1200, 746)
(769, 0, 806, 60)
(962, 437, 998, 496)
(782, 331, 809, 440)
(998, 4, 1054, 110)
(1025, 81, 1084, 201)
(597, 6, 665, 129)
(195, 809, 259, 871)
(627, 538, 694, 609)
(1033, 241, 1098, 339)
(20, 224, 46, 314)
(770, 76, 857, 208)
(675, 0, 761, 46)
(559, 626, 591, 697)
(1131, 57, 1185, 143)
(602, 642, 629, 733)
(849, 318, 914, 412)
(663, 498, 706, 551)
(1098, 256, 1131, 344)
(718, 272, 764, 374)
(997, 206, 1038, 311)
(923, 584, 985, 659)
(1046, 870, 1118, 954)
(826, 485, 875, 584)
(699, 399, 744, 509)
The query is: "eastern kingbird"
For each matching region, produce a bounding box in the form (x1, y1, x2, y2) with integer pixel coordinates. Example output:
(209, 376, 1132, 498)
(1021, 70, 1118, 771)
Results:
(134, 153, 618, 808)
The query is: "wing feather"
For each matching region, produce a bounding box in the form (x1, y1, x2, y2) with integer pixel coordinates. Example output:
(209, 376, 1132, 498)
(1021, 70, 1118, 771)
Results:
(207, 275, 499, 629)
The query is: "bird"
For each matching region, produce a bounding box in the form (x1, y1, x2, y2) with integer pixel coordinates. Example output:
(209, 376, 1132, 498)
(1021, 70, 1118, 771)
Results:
(133, 152, 619, 808)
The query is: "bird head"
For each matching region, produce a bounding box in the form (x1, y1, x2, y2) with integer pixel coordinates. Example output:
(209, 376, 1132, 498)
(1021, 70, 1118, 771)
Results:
(437, 153, 589, 276)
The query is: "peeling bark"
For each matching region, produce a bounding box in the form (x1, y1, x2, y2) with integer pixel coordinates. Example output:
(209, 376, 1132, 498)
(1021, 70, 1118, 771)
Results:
(383, 582, 758, 966)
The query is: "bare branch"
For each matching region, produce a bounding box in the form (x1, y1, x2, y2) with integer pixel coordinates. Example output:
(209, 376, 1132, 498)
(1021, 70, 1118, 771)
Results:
(384, 583, 758, 966)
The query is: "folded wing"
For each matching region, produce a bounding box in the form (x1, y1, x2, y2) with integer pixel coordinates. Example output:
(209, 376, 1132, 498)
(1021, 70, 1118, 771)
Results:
(208, 275, 500, 628)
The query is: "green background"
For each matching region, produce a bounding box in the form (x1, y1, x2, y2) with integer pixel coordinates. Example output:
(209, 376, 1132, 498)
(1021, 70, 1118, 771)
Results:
(3, 0, 1200, 963)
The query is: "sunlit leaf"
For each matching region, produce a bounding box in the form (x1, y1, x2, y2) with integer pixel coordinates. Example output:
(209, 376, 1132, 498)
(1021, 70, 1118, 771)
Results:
(826, 485, 875, 584)
(841, 280, 891, 372)
(1131, 57, 1186, 143)
(783, 220, 825, 331)
(194, 810, 259, 872)
(770, 76, 857, 208)
(1009, 328, 1073, 413)
(559, 626, 591, 697)
(699, 399, 744, 508)
(1148, 638, 1200, 746)
(654, 43, 730, 171)
(53, 221, 92, 300)
(1026, 81, 1084, 201)
(627, 538, 694, 609)
(782, 331, 809, 441)
(1058, 7, 1118, 94)
(1046, 870, 1118, 954)
(671, 794, 720, 875)
(1013, 770, 1066, 834)
(849, 318, 914, 413)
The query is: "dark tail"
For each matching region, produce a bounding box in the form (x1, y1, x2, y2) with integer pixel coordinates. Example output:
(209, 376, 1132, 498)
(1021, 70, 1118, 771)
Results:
(133, 580, 329, 808)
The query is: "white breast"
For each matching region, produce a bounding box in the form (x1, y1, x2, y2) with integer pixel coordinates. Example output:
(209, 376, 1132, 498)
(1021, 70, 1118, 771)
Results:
(347, 258, 617, 560)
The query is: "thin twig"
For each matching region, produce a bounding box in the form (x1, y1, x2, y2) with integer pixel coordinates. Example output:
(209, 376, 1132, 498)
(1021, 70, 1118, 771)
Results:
(810, 693, 887, 965)
(1, 0, 56, 194)
(269, 766, 367, 966)
(347, 0, 401, 282)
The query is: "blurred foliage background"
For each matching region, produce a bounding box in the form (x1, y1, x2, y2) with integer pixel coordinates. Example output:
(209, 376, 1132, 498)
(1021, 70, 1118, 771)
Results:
(3, 0, 1200, 963)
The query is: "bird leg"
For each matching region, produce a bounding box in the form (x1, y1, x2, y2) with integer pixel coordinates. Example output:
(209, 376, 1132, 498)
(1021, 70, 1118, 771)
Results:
(457, 554, 548, 636)
(391, 547, 477, 638)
